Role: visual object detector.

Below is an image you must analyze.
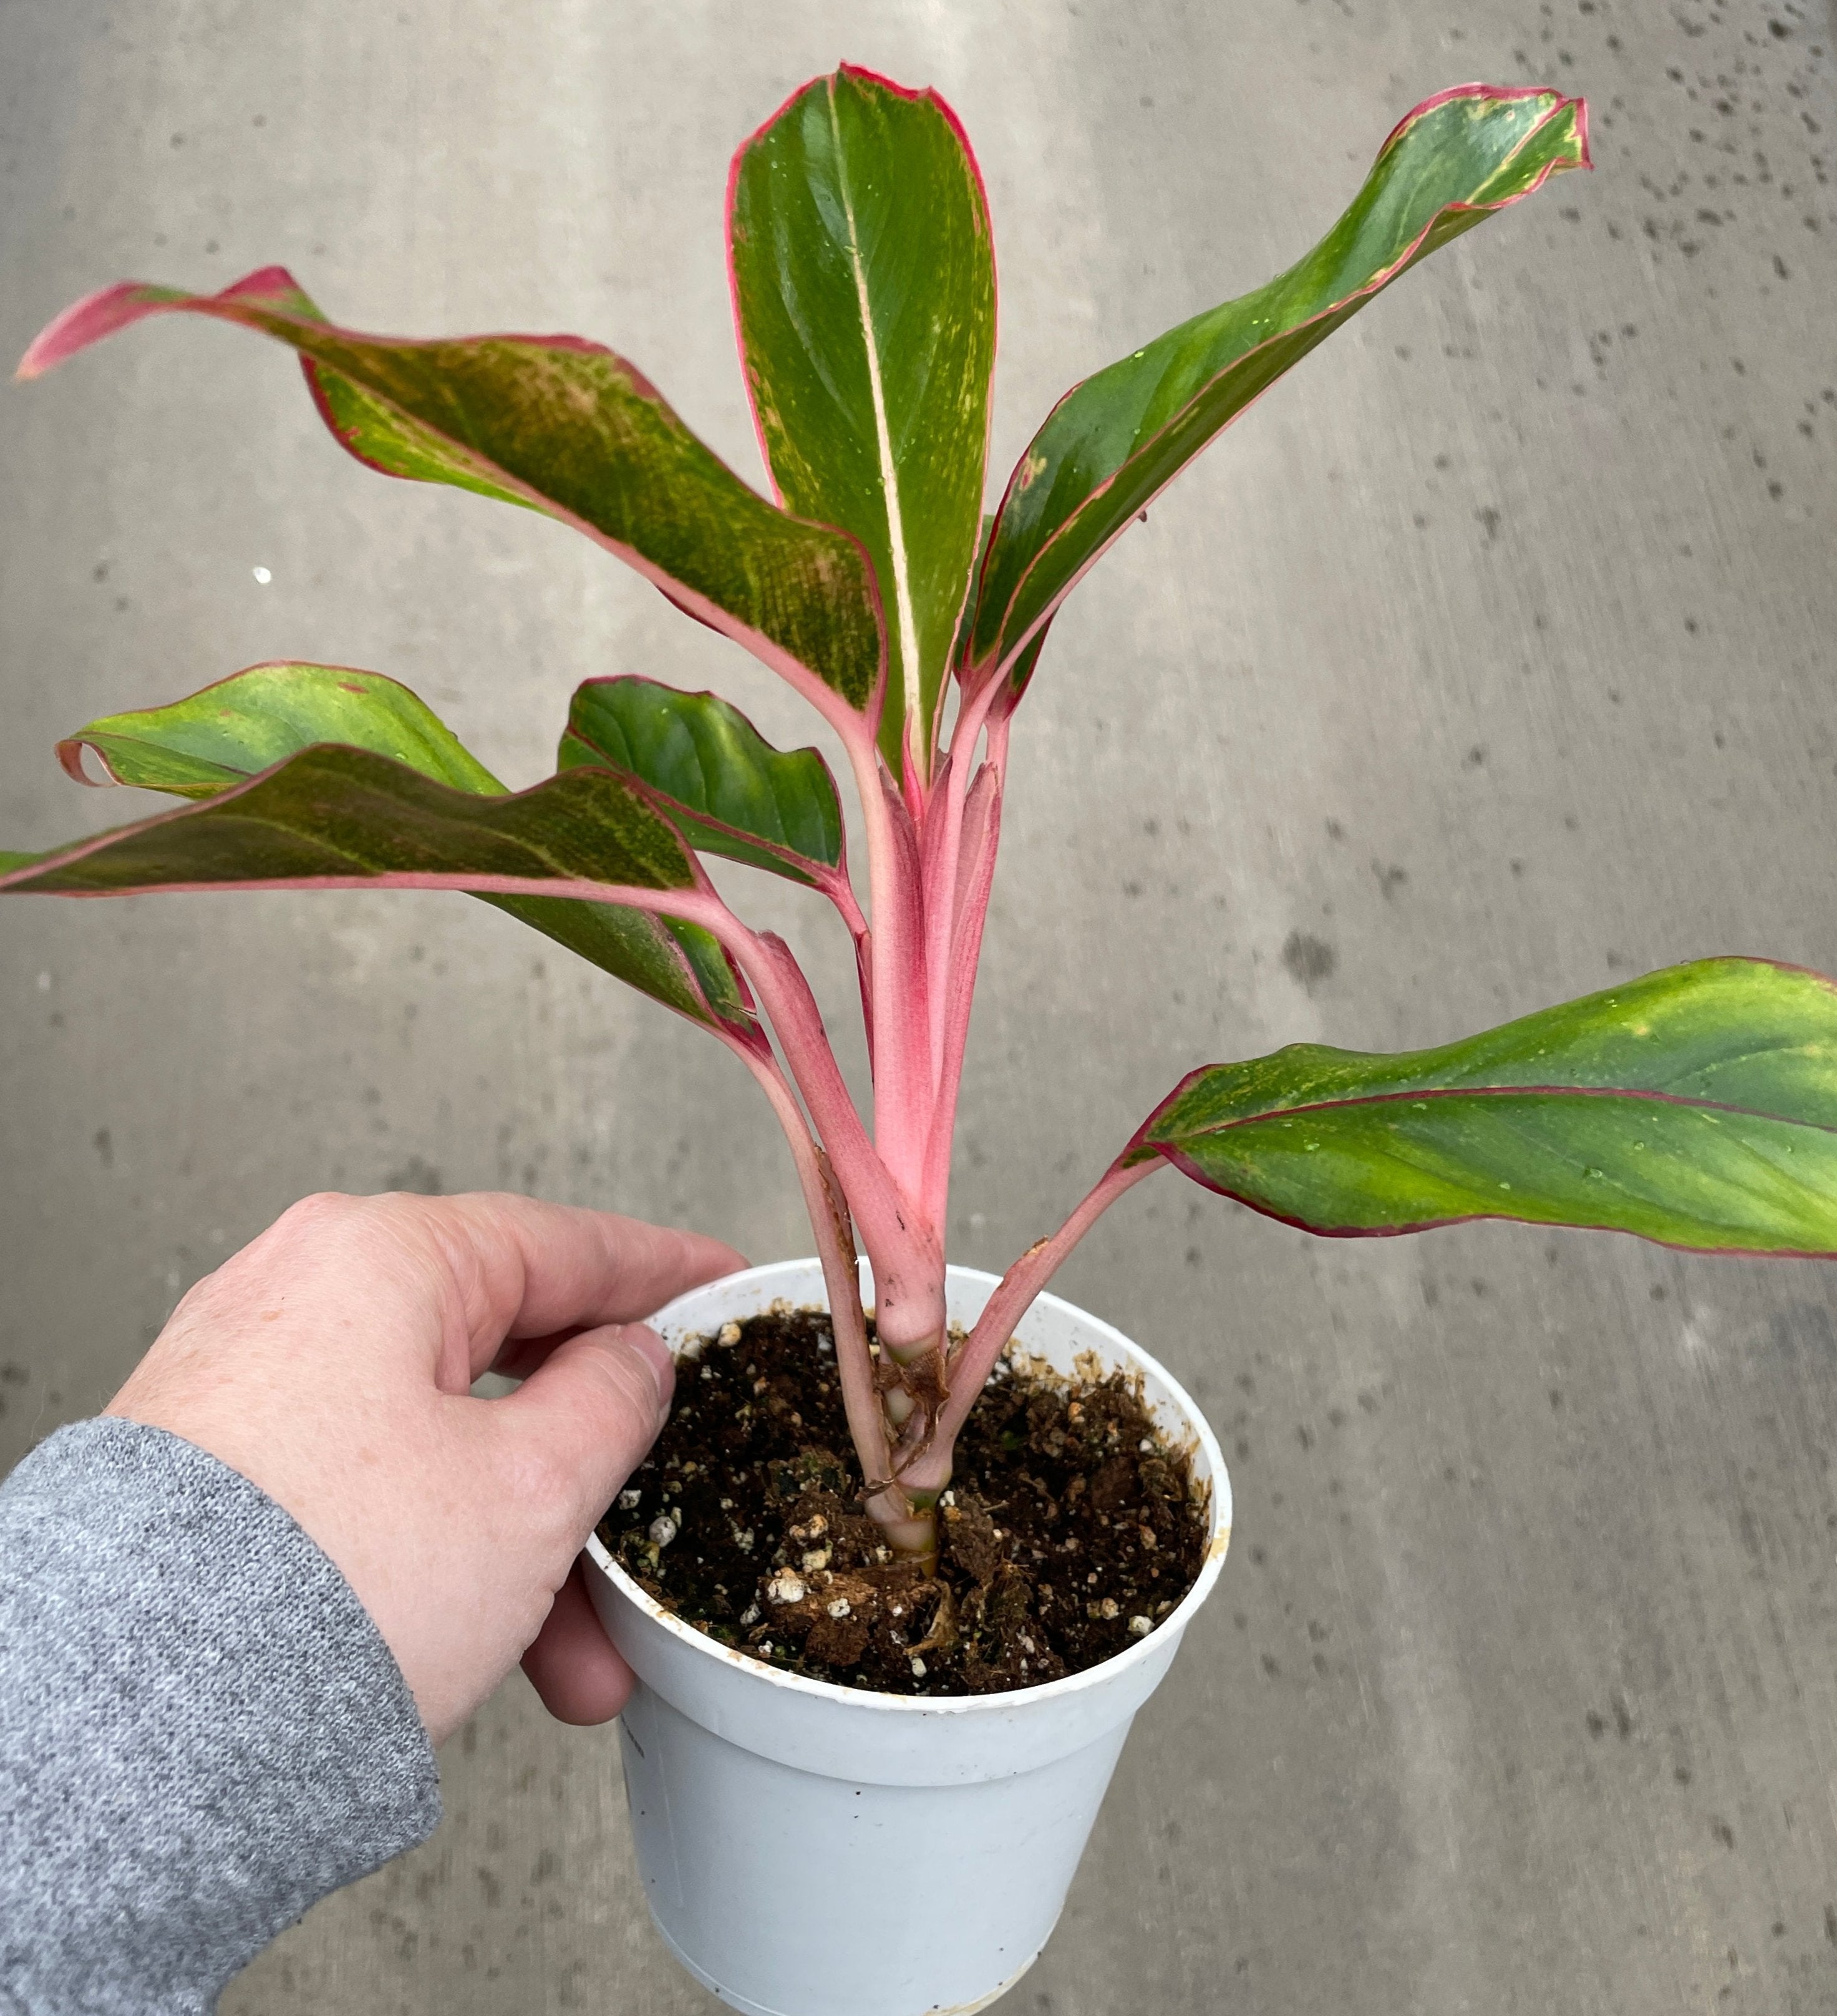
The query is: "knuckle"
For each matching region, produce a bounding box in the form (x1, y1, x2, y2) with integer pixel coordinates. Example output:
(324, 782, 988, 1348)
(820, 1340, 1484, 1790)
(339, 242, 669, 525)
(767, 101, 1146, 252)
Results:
(286, 1189, 357, 1221)
(274, 1190, 360, 1239)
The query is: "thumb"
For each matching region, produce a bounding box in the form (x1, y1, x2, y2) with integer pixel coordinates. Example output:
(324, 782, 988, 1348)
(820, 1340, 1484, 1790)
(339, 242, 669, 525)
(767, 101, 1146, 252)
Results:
(505, 1322, 676, 1531)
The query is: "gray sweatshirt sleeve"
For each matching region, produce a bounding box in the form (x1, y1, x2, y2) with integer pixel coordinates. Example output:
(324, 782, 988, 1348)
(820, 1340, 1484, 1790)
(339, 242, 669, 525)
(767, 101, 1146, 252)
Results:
(0, 1417, 441, 2013)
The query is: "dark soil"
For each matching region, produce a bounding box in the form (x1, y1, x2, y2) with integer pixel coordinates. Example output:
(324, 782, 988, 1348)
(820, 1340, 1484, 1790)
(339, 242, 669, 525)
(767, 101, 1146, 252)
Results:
(597, 1304, 1209, 1697)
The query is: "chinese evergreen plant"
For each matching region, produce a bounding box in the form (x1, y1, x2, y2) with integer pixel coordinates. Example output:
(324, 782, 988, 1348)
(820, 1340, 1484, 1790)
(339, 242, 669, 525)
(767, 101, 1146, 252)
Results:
(11, 71, 1837, 1573)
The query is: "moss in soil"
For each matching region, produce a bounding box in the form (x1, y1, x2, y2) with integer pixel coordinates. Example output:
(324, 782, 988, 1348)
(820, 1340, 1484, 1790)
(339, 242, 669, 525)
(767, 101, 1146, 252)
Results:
(598, 1304, 1208, 1697)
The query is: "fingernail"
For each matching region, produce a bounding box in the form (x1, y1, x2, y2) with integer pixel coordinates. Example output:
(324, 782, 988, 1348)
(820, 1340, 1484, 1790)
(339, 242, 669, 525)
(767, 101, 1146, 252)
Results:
(620, 1323, 675, 1418)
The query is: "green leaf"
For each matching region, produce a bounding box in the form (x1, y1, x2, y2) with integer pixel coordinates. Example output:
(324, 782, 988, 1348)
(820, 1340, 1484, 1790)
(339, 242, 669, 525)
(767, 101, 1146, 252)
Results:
(0, 741, 694, 888)
(730, 65, 995, 777)
(19, 268, 885, 733)
(1130, 960, 1837, 1254)
(965, 85, 1589, 699)
(59, 662, 503, 797)
(560, 676, 845, 889)
(36, 669, 752, 1032)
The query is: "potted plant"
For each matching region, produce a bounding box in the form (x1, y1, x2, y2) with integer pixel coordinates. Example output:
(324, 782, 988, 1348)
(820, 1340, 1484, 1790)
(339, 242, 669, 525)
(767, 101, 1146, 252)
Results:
(9, 64, 1837, 2016)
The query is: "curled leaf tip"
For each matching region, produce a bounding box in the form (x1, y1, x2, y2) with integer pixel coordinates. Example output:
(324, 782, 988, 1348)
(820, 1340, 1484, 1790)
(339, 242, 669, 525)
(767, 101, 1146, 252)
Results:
(223, 263, 311, 301)
(16, 281, 152, 380)
(16, 266, 321, 382)
(1381, 82, 1591, 170)
(963, 77, 1591, 704)
(55, 739, 110, 787)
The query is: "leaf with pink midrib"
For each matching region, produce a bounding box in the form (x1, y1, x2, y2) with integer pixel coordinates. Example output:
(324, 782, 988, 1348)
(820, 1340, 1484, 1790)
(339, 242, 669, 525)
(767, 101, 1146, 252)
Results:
(964, 84, 1589, 701)
(19, 672, 755, 1035)
(18, 266, 886, 735)
(1128, 959, 1837, 1254)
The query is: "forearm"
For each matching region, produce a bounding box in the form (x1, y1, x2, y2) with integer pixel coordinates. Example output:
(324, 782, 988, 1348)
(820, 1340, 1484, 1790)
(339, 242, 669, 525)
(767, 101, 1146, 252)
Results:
(0, 1418, 440, 2014)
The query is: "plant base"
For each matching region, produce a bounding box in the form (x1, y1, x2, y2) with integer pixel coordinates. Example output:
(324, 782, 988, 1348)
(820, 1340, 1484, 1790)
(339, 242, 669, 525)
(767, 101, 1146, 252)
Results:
(599, 1302, 1208, 1694)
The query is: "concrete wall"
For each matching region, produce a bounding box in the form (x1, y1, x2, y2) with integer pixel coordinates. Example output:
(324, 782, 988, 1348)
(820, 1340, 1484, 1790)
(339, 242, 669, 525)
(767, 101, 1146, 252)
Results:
(2, 1, 1833, 2009)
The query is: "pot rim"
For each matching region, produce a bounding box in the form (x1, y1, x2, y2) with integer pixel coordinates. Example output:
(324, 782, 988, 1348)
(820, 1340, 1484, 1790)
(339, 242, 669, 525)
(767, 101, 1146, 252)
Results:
(583, 1258, 1231, 1719)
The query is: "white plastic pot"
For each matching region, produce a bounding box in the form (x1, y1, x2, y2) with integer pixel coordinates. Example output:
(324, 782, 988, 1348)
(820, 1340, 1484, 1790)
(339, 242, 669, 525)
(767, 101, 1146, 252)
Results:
(583, 1259, 1230, 2016)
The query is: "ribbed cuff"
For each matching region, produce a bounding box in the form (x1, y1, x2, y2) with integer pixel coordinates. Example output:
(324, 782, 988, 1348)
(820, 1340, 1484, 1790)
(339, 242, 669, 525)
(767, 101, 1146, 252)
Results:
(0, 1417, 440, 2014)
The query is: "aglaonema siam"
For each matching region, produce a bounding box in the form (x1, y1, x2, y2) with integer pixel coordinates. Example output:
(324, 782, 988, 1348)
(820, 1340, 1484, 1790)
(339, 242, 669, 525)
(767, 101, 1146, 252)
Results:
(10, 70, 1837, 1579)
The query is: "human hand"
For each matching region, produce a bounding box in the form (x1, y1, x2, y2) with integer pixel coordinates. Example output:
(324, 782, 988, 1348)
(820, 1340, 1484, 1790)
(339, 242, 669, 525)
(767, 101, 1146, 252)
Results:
(107, 1191, 742, 1743)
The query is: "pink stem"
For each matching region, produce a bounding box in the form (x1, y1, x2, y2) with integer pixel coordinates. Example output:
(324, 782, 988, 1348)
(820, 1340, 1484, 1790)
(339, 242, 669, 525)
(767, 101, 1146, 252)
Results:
(813, 861, 875, 1065)
(815, 861, 870, 948)
(916, 748, 957, 1083)
(918, 763, 1002, 1228)
(921, 677, 1002, 1077)
(834, 733, 929, 1190)
(899, 712, 928, 818)
(983, 707, 1011, 782)
(735, 928, 943, 1354)
(898, 1156, 1163, 1489)
(862, 765, 934, 1213)
(722, 1034, 903, 1519)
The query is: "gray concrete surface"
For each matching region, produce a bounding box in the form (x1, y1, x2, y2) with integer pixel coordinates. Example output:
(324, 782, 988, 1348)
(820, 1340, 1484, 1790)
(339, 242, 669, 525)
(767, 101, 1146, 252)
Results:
(2, 0, 1834, 2009)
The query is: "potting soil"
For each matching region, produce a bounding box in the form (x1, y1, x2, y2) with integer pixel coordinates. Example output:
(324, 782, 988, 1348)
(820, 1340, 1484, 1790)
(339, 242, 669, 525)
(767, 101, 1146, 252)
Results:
(598, 1305, 1208, 1697)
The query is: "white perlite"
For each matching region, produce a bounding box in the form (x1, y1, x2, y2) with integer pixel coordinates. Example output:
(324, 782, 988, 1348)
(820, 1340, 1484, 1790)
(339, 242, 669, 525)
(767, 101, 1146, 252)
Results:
(766, 1569, 806, 1606)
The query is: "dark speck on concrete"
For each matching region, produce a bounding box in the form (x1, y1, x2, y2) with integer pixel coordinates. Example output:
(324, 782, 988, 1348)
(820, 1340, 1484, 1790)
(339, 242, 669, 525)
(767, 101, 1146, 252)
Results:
(1767, 1304, 1836, 1363)
(1282, 931, 1337, 989)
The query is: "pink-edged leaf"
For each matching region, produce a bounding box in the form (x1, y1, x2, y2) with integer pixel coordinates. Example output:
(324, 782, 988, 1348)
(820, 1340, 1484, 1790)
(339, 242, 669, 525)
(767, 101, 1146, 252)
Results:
(558, 676, 847, 893)
(58, 660, 503, 798)
(19, 268, 886, 734)
(963, 84, 1589, 700)
(729, 64, 996, 781)
(1128, 960, 1837, 1254)
(6, 724, 754, 1034)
